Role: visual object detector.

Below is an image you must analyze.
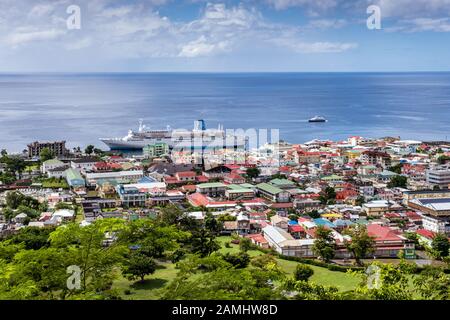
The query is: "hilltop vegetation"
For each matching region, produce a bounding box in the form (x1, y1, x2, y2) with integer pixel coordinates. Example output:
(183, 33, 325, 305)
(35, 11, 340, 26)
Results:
(0, 204, 449, 300)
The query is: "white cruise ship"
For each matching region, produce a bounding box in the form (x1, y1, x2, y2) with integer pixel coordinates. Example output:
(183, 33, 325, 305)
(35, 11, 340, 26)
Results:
(100, 119, 247, 151)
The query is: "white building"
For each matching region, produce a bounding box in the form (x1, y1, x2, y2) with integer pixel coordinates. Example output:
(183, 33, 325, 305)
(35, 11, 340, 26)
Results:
(262, 225, 315, 257)
(71, 157, 98, 172)
(85, 170, 144, 186)
(426, 165, 450, 188)
(41, 159, 67, 174)
(420, 212, 450, 234)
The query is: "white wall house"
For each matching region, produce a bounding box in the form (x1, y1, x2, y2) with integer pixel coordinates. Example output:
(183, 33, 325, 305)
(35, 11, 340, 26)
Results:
(262, 225, 315, 257)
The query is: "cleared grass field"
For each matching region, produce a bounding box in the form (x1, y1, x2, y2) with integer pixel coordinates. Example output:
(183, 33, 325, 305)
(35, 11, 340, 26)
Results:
(112, 261, 178, 300)
(112, 236, 361, 299)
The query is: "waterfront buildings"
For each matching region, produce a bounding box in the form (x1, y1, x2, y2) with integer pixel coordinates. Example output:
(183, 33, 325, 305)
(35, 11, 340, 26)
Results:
(4, 133, 450, 264)
(27, 141, 68, 158)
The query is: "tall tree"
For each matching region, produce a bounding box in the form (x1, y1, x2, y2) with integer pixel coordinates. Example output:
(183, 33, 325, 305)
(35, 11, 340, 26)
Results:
(387, 175, 407, 188)
(190, 228, 220, 258)
(122, 252, 156, 282)
(48, 219, 128, 294)
(85, 145, 95, 155)
(319, 187, 336, 205)
(39, 148, 54, 162)
(431, 233, 450, 260)
(245, 167, 260, 180)
(344, 225, 375, 266)
(312, 226, 335, 262)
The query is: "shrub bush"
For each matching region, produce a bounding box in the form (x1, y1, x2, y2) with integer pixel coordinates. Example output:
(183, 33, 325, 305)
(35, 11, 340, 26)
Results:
(294, 264, 314, 281)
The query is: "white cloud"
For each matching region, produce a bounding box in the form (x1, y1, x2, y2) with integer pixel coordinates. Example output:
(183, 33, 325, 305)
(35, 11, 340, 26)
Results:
(386, 17, 450, 32)
(307, 19, 347, 29)
(5, 29, 66, 47)
(179, 36, 231, 57)
(28, 3, 55, 17)
(372, 0, 450, 18)
(0, 0, 358, 68)
(265, 0, 339, 11)
(273, 38, 357, 53)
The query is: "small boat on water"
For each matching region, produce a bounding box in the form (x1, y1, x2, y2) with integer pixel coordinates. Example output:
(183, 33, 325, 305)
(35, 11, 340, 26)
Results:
(308, 116, 327, 123)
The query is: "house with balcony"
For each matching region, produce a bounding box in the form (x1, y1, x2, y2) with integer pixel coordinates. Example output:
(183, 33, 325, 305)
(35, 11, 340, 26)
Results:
(196, 182, 227, 197)
(256, 183, 290, 203)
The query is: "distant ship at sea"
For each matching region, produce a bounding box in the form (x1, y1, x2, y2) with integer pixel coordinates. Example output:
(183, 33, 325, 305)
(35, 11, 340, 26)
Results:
(308, 116, 327, 123)
(100, 119, 247, 151)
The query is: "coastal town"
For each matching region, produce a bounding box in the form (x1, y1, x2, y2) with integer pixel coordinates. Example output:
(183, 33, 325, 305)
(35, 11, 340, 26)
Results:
(1, 131, 450, 299)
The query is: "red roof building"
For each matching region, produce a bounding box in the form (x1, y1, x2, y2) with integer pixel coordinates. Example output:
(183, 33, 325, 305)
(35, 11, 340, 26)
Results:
(367, 223, 415, 258)
(416, 229, 435, 240)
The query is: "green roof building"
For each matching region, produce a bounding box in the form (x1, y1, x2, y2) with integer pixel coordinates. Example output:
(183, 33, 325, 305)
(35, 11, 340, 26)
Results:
(65, 168, 85, 187)
(269, 178, 296, 189)
(256, 183, 290, 203)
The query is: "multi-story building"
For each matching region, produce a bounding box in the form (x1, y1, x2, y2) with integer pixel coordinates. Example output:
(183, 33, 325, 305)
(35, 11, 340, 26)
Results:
(403, 189, 450, 205)
(196, 182, 227, 197)
(360, 150, 391, 168)
(256, 183, 290, 203)
(143, 142, 169, 158)
(419, 213, 450, 234)
(27, 141, 68, 158)
(426, 165, 450, 188)
(116, 185, 147, 207)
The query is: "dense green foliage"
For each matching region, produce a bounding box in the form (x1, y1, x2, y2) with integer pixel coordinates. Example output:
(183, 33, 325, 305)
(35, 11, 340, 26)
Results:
(319, 187, 336, 205)
(39, 148, 54, 162)
(294, 264, 314, 281)
(0, 202, 449, 300)
(312, 226, 335, 262)
(431, 233, 450, 260)
(387, 175, 407, 188)
(245, 167, 261, 180)
(344, 225, 375, 266)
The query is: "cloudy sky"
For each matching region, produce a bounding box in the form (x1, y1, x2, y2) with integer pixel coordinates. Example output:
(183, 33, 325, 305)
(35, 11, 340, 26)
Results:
(1, 0, 450, 72)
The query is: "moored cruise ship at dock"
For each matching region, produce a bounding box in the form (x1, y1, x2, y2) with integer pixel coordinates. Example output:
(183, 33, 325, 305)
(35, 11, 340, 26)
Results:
(100, 119, 247, 151)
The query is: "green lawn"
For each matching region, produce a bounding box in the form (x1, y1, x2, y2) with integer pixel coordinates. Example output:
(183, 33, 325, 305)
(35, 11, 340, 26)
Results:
(41, 179, 69, 189)
(218, 236, 360, 292)
(112, 261, 178, 300)
(75, 205, 84, 223)
(112, 236, 361, 299)
(276, 259, 360, 292)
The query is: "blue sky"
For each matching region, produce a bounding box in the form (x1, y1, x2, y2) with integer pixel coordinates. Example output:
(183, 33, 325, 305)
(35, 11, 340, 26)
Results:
(1, 0, 450, 72)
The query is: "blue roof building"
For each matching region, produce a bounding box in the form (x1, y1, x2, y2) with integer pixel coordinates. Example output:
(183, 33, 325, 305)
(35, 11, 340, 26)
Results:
(313, 218, 335, 228)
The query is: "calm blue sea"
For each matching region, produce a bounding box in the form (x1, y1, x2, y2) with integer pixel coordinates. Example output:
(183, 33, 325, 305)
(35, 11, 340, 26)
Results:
(0, 72, 449, 152)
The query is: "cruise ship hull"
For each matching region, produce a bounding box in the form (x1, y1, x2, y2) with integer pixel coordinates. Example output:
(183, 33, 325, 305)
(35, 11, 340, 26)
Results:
(100, 139, 152, 150)
(100, 138, 246, 151)
(100, 120, 247, 151)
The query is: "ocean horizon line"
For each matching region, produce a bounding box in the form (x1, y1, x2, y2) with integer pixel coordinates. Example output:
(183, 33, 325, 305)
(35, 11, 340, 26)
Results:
(1, 71, 450, 75)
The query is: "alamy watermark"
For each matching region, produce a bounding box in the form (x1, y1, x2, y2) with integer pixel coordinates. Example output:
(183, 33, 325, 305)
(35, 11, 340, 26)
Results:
(67, 265, 82, 290)
(66, 5, 81, 30)
(366, 264, 381, 289)
(169, 127, 280, 166)
(367, 5, 381, 30)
